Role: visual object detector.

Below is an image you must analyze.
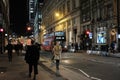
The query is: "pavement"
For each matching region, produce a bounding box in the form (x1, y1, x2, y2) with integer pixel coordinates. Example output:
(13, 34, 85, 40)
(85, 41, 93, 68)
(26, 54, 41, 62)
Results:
(0, 53, 66, 80)
(0, 52, 91, 80)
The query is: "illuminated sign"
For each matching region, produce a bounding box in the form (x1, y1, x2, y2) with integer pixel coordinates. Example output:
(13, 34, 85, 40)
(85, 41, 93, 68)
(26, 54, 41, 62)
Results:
(55, 36, 65, 41)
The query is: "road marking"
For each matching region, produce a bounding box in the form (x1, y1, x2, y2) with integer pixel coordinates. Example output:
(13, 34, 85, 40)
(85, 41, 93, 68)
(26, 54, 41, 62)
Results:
(91, 77, 102, 80)
(63, 65, 102, 80)
(78, 69, 90, 78)
(63, 65, 90, 78)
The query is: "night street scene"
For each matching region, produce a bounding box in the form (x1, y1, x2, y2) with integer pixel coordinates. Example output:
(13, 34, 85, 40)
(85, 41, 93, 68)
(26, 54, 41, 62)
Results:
(0, 0, 120, 80)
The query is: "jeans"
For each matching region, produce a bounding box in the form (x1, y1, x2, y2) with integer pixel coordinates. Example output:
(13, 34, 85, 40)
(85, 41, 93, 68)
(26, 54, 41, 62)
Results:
(56, 60, 60, 70)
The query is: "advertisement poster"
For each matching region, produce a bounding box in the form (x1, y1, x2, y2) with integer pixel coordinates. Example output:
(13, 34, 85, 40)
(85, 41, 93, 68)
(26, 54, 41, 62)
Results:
(97, 31, 106, 44)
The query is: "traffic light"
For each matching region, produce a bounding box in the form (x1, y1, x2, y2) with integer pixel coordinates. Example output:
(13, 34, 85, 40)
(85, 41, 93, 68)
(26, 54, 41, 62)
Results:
(86, 30, 90, 35)
(27, 27, 31, 31)
(85, 30, 90, 38)
(0, 28, 4, 32)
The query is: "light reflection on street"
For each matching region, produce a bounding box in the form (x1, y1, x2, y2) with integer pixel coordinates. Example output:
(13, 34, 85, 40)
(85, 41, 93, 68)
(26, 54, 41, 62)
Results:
(62, 60, 71, 64)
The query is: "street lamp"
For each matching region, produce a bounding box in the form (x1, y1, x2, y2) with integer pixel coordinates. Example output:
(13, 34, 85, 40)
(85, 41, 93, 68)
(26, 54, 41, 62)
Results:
(55, 12, 60, 17)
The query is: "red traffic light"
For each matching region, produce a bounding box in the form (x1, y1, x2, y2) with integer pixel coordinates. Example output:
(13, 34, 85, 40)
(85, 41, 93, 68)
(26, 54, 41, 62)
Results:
(86, 30, 90, 35)
(27, 27, 31, 31)
(0, 28, 4, 32)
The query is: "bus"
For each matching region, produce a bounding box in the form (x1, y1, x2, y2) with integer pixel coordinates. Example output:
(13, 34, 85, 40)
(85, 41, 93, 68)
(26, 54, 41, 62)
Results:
(41, 31, 67, 51)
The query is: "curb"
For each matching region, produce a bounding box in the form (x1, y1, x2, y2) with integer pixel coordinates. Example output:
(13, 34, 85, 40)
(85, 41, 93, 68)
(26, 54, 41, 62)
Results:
(39, 60, 69, 80)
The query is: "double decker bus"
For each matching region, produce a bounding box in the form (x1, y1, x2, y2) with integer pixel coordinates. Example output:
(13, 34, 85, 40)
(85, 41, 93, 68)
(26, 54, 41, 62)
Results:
(41, 31, 67, 51)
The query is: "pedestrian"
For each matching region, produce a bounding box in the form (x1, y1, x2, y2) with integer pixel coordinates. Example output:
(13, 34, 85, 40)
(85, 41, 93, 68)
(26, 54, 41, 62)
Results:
(19, 43, 23, 54)
(110, 41, 115, 54)
(25, 39, 40, 80)
(75, 42, 78, 52)
(14, 43, 20, 56)
(6, 41, 13, 63)
(53, 42, 62, 72)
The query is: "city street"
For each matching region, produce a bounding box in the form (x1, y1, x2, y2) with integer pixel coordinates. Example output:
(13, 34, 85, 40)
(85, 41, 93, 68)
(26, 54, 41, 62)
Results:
(40, 51, 120, 80)
(1, 0, 120, 80)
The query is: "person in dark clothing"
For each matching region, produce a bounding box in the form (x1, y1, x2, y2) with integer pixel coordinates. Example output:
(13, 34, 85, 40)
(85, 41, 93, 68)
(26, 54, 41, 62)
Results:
(6, 42, 13, 63)
(110, 41, 115, 54)
(75, 43, 78, 52)
(25, 40, 40, 80)
(14, 44, 20, 56)
(19, 43, 23, 54)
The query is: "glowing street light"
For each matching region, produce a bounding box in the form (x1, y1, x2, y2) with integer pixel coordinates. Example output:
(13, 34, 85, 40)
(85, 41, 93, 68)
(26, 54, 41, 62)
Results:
(0, 28, 4, 32)
(27, 27, 31, 31)
(55, 12, 60, 17)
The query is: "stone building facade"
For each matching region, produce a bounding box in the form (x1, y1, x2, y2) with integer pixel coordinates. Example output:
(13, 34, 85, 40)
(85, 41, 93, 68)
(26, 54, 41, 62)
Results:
(0, 0, 10, 53)
(80, 0, 120, 50)
(40, 0, 120, 50)
(41, 0, 80, 46)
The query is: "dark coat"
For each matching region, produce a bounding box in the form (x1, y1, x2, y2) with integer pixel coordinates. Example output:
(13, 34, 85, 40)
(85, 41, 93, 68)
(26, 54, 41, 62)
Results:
(6, 43, 13, 53)
(25, 44, 40, 64)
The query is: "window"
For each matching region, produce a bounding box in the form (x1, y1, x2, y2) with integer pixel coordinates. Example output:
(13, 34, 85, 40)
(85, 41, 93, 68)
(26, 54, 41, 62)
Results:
(72, 0, 76, 9)
(63, 4, 65, 15)
(72, 18, 76, 25)
(99, 8, 104, 19)
(59, 6, 62, 16)
(107, 5, 113, 18)
(67, 1, 70, 13)
(31, 13, 34, 18)
(67, 20, 71, 26)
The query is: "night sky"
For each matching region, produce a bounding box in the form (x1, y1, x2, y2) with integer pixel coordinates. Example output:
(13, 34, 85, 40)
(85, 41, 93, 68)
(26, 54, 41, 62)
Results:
(9, 0, 29, 36)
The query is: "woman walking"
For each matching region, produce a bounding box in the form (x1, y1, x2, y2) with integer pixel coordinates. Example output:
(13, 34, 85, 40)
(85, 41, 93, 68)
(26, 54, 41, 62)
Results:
(53, 42, 62, 71)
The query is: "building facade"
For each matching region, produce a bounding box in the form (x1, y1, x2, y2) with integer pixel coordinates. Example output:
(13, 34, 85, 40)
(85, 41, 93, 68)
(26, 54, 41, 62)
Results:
(40, 0, 119, 51)
(80, 0, 120, 50)
(41, 0, 80, 46)
(28, 0, 43, 43)
(0, 0, 10, 53)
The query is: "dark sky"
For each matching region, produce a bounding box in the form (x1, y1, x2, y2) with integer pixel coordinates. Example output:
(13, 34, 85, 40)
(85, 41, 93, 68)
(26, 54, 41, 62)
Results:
(9, 0, 29, 36)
